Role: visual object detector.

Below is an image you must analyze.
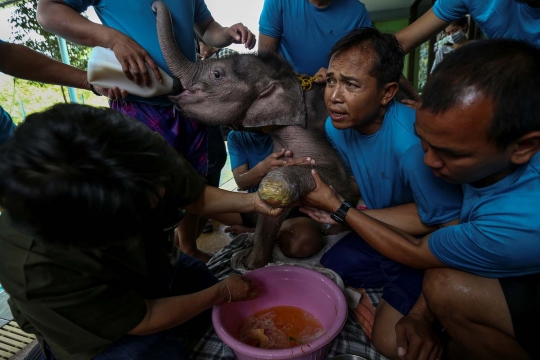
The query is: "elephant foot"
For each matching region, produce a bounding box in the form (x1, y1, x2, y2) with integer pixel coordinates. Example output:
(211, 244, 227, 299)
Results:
(258, 173, 298, 207)
(244, 248, 271, 270)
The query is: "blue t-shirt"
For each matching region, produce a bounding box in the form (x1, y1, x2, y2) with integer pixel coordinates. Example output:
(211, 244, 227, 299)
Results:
(433, 0, 540, 46)
(325, 100, 462, 226)
(259, 0, 372, 76)
(0, 105, 15, 146)
(429, 152, 540, 278)
(227, 131, 274, 193)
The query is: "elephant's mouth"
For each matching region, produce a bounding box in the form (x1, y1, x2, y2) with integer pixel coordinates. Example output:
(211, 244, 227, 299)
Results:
(169, 88, 205, 105)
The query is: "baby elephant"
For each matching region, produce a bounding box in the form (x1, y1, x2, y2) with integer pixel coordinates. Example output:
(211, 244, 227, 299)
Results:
(153, 1, 351, 268)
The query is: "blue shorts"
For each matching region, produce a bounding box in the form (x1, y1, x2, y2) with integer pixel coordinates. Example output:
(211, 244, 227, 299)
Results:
(321, 231, 423, 315)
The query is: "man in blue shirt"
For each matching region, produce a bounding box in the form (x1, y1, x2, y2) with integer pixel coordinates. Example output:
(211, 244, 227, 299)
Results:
(293, 28, 462, 358)
(258, 0, 372, 77)
(37, 0, 256, 262)
(302, 39, 540, 359)
(396, 0, 540, 54)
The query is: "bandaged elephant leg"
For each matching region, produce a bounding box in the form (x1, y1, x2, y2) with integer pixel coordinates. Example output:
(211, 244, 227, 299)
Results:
(258, 166, 316, 207)
(244, 211, 288, 270)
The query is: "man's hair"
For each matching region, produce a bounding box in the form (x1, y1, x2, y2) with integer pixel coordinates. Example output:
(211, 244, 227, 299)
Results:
(0, 104, 189, 247)
(329, 27, 404, 89)
(421, 39, 540, 149)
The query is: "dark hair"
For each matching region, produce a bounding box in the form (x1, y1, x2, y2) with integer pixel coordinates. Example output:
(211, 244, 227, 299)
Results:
(0, 104, 190, 247)
(450, 16, 468, 29)
(421, 39, 540, 149)
(329, 27, 404, 89)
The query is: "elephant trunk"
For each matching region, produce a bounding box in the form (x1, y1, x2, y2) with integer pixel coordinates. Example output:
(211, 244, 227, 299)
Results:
(152, 1, 198, 87)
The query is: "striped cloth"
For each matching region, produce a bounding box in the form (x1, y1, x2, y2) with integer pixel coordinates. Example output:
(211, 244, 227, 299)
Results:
(183, 234, 387, 360)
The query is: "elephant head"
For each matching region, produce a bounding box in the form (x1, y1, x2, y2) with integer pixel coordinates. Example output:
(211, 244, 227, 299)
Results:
(152, 1, 306, 129)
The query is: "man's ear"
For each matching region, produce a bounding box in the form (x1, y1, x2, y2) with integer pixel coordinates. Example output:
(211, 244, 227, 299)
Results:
(379, 82, 399, 106)
(510, 131, 540, 164)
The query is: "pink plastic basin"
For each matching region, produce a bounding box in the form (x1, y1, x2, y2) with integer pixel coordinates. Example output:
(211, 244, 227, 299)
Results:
(212, 265, 348, 360)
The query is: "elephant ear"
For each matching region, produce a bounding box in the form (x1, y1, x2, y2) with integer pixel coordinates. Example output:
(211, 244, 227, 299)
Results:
(242, 81, 307, 129)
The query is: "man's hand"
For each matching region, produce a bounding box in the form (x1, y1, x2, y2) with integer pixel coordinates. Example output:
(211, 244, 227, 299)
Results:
(221, 275, 259, 303)
(313, 67, 328, 83)
(93, 85, 129, 100)
(395, 314, 442, 360)
(300, 169, 343, 212)
(299, 206, 340, 225)
(255, 149, 314, 177)
(110, 36, 163, 86)
(226, 23, 256, 49)
(401, 98, 422, 110)
(252, 192, 283, 217)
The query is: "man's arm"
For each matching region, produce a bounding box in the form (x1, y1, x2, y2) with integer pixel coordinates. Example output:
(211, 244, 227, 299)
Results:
(129, 275, 257, 335)
(232, 149, 313, 191)
(0, 41, 126, 98)
(195, 17, 256, 50)
(37, 0, 162, 86)
(258, 33, 279, 52)
(302, 170, 446, 269)
(0, 42, 88, 90)
(186, 185, 282, 217)
(395, 9, 448, 54)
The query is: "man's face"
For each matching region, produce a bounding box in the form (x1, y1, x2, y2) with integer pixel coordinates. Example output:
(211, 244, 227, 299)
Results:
(324, 48, 384, 134)
(444, 23, 466, 37)
(415, 92, 514, 187)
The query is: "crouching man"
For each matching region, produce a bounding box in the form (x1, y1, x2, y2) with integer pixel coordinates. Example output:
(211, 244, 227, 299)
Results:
(302, 39, 540, 359)
(0, 104, 281, 359)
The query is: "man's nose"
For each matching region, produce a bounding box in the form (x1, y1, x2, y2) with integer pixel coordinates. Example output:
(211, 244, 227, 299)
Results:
(424, 148, 444, 169)
(328, 86, 344, 103)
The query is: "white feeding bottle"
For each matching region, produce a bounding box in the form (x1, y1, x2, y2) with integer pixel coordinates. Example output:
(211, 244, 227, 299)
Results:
(88, 46, 181, 97)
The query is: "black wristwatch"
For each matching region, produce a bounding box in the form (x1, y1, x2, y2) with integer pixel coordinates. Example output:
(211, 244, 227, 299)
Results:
(330, 200, 352, 225)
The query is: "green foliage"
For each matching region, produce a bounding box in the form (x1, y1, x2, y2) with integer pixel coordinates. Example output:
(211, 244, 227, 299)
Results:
(8, 0, 90, 75)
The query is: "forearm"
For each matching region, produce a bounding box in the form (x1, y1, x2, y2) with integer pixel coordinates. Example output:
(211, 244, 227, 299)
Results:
(324, 197, 440, 268)
(37, 0, 125, 48)
(395, 9, 448, 54)
(0, 43, 89, 90)
(200, 20, 232, 48)
(186, 185, 256, 215)
(129, 282, 227, 335)
(234, 167, 266, 190)
(362, 203, 437, 236)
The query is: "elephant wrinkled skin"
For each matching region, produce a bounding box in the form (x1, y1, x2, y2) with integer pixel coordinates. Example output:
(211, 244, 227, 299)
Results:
(153, 1, 351, 269)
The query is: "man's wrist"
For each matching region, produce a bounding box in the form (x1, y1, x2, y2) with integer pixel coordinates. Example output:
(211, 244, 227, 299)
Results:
(330, 200, 352, 225)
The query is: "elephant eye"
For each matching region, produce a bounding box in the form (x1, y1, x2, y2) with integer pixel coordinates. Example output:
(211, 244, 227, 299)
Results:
(213, 70, 221, 79)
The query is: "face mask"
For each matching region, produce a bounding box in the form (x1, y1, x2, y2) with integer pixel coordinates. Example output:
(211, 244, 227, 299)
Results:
(444, 35, 454, 45)
(451, 30, 466, 44)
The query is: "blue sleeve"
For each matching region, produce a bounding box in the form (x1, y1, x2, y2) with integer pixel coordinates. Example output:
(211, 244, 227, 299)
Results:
(399, 144, 462, 226)
(325, 118, 353, 176)
(432, 0, 470, 22)
(259, 0, 282, 39)
(0, 106, 15, 146)
(429, 218, 540, 278)
(62, 0, 100, 13)
(194, 0, 212, 24)
(227, 131, 249, 171)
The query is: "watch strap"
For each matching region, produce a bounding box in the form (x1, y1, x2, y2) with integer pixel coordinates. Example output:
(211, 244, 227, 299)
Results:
(330, 200, 352, 225)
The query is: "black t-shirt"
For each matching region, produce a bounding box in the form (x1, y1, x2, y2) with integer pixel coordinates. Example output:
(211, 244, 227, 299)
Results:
(0, 161, 205, 360)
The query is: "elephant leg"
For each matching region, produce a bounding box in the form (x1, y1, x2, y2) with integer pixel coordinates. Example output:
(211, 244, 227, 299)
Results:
(244, 210, 289, 270)
(258, 165, 316, 207)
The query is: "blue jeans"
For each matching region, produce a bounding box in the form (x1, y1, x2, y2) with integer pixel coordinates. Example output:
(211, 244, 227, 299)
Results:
(40, 253, 218, 360)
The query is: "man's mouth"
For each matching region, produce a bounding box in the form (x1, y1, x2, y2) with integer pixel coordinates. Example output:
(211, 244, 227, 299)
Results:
(328, 108, 347, 120)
